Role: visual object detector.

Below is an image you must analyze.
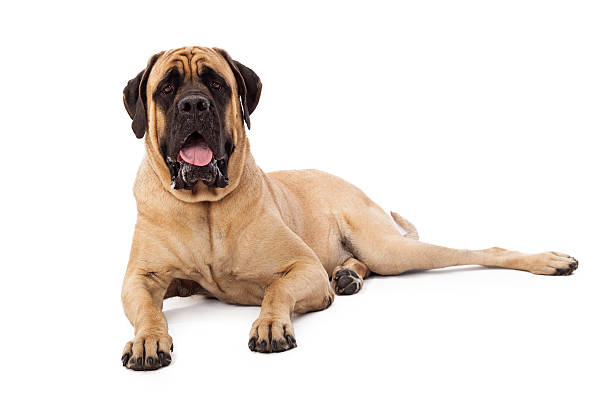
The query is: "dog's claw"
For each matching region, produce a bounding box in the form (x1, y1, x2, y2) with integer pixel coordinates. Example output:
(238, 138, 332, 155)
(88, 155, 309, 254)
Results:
(121, 353, 129, 367)
(286, 334, 297, 348)
(554, 256, 578, 276)
(158, 351, 171, 367)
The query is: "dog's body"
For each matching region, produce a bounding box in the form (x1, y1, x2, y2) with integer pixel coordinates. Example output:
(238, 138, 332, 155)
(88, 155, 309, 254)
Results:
(121, 47, 578, 371)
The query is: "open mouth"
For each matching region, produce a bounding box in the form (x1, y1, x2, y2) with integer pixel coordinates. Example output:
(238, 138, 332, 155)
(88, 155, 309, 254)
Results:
(167, 131, 229, 190)
(177, 132, 214, 166)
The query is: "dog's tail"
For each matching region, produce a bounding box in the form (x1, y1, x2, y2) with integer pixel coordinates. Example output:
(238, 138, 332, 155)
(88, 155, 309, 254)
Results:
(390, 211, 419, 240)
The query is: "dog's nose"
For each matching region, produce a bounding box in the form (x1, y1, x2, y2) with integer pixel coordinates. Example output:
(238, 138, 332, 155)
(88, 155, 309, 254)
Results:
(178, 94, 210, 115)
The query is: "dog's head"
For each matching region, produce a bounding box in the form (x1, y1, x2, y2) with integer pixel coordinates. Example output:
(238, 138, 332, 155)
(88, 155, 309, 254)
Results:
(123, 47, 261, 191)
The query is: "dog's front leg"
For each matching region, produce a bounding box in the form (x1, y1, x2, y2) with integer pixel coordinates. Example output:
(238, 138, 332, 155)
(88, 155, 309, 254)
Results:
(121, 267, 173, 371)
(248, 260, 334, 353)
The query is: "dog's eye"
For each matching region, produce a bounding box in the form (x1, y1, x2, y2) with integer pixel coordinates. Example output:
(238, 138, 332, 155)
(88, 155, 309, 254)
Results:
(162, 85, 174, 95)
(209, 81, 221, 90)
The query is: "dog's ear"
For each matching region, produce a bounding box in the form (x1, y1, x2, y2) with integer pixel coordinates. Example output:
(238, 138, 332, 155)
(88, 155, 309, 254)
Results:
(123, 52, 162, 138)
(214, 48, 262, 130)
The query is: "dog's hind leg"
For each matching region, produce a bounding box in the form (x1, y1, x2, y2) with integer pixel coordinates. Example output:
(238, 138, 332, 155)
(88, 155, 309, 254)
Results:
(331, 257, 370, 295)
(342, 205, 578, 276)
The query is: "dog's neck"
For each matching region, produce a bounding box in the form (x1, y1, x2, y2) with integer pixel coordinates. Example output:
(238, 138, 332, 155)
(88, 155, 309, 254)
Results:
(134, 145, 265, 227)
(142, 125, 256, 203)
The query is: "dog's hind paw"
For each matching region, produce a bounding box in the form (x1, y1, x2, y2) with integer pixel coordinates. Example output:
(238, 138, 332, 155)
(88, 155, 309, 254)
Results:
(332, 268, 363, 295)
(530, 252, 578, 276)
(503, 251, 579, 276)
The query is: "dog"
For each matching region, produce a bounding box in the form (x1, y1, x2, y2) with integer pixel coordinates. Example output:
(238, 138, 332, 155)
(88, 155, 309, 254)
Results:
(120, 46, 578, 371)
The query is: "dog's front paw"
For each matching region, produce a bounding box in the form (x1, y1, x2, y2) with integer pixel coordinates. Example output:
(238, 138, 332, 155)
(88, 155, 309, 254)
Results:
(121, 333, 173, 371)
(248, 316, 296, 353)
(332, 268, 363, 295)
(520, 252, 579, 276)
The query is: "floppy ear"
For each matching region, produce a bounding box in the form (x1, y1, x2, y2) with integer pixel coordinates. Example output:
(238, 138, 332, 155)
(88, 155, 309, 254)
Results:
(214, 48, 262, 130)
(122, 52, 162, 138)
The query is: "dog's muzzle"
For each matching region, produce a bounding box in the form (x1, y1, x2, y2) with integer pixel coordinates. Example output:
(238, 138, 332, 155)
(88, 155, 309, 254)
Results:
(165, 92, 230, 190)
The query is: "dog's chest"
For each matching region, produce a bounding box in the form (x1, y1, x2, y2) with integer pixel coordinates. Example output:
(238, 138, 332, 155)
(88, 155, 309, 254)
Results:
(167, 205, 265, 303)
(135, 174, 272, 305)
(174, 207, 229, 272)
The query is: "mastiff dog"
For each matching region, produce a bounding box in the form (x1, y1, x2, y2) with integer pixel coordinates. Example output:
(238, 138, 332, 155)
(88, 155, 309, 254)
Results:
(121, 46, 578, 371)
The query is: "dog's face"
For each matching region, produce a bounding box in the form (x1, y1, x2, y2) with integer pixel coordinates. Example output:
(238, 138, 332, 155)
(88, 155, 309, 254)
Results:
(123, 47, 262, 190)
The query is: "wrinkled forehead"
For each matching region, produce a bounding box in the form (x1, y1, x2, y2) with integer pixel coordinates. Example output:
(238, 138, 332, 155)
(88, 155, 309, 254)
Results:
(148, 46, 233, 89)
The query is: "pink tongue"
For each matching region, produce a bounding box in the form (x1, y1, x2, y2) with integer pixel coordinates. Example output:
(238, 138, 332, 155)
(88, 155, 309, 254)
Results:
(179, 139, 213, 166)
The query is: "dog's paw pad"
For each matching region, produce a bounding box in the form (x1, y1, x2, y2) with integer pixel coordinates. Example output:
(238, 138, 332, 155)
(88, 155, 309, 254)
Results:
(332, 268, 363, 295)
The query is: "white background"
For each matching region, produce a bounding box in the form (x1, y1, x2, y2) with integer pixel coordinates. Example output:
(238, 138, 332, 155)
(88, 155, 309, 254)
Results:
(1, 1, 610, 403)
